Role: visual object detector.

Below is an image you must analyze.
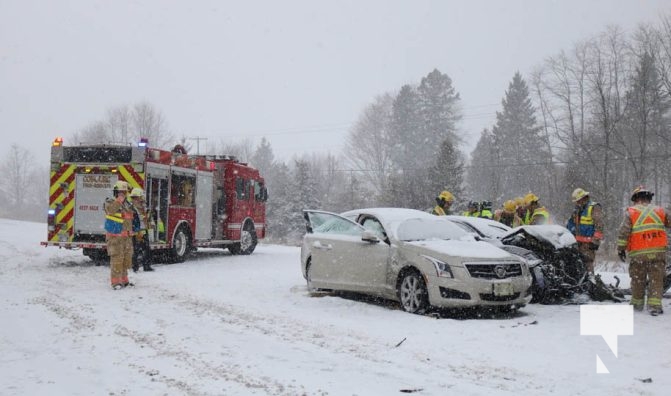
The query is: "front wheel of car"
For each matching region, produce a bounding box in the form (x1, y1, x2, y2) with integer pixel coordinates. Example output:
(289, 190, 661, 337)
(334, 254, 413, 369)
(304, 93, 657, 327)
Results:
(398, 272, 429, 314)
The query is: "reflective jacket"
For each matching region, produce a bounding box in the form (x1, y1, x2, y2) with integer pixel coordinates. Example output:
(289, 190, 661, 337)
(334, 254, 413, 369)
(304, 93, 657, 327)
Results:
(479, 209, 493, 219)
(494, 210, 523, 228)
(524, 206, 550, 225)
(567, 202, 603, 243)
(618, 204, 668, 257)
(432, 205, 448, 216)
(104, 198, 134, 237)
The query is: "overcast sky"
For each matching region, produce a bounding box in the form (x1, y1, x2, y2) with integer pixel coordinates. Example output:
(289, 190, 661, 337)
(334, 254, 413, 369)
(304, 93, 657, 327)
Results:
(1, 0, 670, 164)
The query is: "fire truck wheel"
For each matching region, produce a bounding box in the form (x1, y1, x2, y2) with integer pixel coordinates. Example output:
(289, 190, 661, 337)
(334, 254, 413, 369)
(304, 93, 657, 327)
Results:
(170, 225, 192, 263)
(229, 222, 257, 255)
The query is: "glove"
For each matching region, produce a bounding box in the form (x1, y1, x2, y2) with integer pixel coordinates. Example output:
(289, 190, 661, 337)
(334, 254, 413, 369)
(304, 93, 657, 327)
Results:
(618, 250, 626, 262)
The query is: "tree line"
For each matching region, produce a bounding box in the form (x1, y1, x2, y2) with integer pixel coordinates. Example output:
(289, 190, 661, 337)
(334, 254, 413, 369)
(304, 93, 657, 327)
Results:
(4, 16, 671, 251)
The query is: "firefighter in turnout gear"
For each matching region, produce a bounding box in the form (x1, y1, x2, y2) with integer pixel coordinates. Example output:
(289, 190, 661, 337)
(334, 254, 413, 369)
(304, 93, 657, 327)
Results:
(566, 188, 603, 275)
(479, 201, 493, 219)
(104, 181, 135, 289)
(432, 190, 454, 216)
(129, 188, 154, 273)
(523, 193, 550, 225)
(617, 186, 670, 316)
(463, 201, 480, 217)
(494, 200, 523, 228)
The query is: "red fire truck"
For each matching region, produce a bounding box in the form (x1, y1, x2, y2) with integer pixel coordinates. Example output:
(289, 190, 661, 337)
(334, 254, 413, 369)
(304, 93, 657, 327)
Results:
(41, 137, 268, 263)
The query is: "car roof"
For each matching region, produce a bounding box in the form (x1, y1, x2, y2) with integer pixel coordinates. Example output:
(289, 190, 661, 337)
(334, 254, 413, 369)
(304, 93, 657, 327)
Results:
(341, 207, 436, 222)
(445, 215, 512, 230)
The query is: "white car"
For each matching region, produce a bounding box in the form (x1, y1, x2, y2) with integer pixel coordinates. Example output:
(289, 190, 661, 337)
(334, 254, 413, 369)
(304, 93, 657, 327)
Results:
(301, 208, 533, 314)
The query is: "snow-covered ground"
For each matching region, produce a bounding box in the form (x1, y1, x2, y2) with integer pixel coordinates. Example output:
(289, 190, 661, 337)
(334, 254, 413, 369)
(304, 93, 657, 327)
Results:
(1, 218, 670, 396)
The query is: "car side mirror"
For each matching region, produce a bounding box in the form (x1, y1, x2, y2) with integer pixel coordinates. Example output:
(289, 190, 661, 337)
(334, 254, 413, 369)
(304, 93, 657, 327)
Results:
(361, 230, 380, 244)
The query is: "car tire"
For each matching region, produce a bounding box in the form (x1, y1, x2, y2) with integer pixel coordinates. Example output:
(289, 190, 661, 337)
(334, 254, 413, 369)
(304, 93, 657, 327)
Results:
(398, 271, 429, 314)
(306, 260, 315, 291)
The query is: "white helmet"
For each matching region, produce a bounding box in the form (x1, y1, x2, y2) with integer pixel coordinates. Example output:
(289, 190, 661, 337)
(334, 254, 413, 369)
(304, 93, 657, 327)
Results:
(129, 187, 144, 198)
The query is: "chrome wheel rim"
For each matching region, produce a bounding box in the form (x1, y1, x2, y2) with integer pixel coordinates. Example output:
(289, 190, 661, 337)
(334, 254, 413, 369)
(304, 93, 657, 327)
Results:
(400, 275, 423, 312)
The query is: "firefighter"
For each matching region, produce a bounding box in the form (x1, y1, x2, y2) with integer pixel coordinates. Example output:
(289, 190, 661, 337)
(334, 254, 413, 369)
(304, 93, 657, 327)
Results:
(523, 192, 550, 225)
(617, 186, 669, 315)
(104, 181, 135, 289)
(462, 201, 480, 217)
(432, 190, 454, 216)
(514, 196, 526, 219)
(479, 201, 493, 219)
(494, 200, 523, 227)
(566, 188, 603, 275)
(129, 188, 154, 272)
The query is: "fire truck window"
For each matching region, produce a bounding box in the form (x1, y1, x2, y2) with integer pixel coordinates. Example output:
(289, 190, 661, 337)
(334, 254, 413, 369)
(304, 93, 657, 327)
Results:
(236, 177, 247, 200)
(171, 174, 196, 207)
(255, 181, 268, 202)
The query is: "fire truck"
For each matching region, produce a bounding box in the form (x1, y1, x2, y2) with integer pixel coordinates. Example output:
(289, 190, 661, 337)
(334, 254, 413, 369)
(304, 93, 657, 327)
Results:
(41, 137, 268, 263)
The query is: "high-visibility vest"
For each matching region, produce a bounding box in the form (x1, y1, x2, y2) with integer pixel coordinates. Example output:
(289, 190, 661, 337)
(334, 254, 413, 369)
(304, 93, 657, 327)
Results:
(567, 202, 603, 243)
(463, 210, 480, 217)
(625, 205, 668, 257)
(524, 206, 550, 225)
(479, 209, 493, 219)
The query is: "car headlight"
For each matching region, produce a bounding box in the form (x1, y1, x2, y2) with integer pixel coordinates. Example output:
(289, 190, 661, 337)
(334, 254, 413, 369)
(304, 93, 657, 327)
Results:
(422, 255, 454, 278)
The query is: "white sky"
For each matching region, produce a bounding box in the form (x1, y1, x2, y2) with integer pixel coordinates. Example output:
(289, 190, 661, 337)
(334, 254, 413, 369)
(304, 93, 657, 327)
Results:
(1, 0, 669, 164)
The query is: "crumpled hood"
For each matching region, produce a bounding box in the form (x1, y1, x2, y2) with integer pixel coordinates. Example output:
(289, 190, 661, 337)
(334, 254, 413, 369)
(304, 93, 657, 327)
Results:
(404, 239, 514, 261)
(501, 225, 577, 250)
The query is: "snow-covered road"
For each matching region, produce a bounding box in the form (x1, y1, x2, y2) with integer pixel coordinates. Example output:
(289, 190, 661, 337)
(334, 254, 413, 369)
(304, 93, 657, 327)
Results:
(1, 219, 670, 396)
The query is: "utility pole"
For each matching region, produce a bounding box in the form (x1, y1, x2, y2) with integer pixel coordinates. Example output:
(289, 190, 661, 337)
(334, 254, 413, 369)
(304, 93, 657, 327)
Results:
(188, 136, 208, 155)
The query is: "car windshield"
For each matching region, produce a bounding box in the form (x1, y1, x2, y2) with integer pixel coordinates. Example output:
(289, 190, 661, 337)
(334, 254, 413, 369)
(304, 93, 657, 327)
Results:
(395, 217, 468, 241)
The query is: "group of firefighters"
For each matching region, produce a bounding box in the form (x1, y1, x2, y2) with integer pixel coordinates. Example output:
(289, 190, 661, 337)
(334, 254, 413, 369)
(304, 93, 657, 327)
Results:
(432, 186, 667, 316)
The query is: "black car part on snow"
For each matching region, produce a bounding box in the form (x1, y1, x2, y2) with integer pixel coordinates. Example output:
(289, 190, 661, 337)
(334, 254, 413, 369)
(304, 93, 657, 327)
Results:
(500, 227, 623, 304)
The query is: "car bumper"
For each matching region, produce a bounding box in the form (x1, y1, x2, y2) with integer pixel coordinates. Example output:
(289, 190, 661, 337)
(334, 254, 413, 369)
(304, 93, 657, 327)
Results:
(426, 275, 533, 308)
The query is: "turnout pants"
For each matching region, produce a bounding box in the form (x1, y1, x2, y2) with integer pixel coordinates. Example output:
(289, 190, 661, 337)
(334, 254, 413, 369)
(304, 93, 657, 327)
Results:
(629, 257, 666, 309)
(107, 236, 134, 286)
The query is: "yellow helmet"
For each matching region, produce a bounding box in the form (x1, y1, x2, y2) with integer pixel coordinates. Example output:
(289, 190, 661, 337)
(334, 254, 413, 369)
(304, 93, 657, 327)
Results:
(438, 190, 454, 203)
(503, 200, 516, 213)
(129, 187, 144, 198)
(514, 196, 524, 207)
(571, 188, 589, 202)
(113, 180, 129, 192)
(523, 192, 539, 206)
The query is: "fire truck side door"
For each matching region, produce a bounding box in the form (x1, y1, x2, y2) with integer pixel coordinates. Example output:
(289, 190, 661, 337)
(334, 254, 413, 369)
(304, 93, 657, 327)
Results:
(195, 171, 214, 240)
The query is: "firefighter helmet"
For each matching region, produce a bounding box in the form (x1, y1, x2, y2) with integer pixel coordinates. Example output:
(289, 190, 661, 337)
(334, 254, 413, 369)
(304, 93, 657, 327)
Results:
(630, 186, 654, 202)
(514, 196, 524, 208)
(571, 188, 589, 202)
(113, 181, 129, 192)
(523, 192, 539, 206)
(438, 190, 454, 203)
(129, 187, 144, 198)
(503, 200, 516, 213)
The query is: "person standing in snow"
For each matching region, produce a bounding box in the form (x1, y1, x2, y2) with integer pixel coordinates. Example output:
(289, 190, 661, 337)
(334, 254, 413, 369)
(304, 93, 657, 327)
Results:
(566, 188, 603, 275)
(522, 193, 550, 225)
(431, 190, 454, 215)
(128, 187, 154, 273)
(617, 186, 669, 316)
(104, 181, 135, 289)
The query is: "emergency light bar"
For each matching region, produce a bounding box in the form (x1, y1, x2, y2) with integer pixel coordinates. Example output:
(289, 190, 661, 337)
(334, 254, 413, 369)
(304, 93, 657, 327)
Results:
(138, 137, 148, 148)
(53, 137, 63, 147)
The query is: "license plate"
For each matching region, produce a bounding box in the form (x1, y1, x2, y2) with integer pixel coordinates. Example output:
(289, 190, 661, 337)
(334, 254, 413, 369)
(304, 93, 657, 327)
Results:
(493, 282, 514, 296)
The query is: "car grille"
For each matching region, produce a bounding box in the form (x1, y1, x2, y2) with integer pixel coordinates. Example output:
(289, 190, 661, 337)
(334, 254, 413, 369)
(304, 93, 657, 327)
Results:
(465, 262, 522, 279)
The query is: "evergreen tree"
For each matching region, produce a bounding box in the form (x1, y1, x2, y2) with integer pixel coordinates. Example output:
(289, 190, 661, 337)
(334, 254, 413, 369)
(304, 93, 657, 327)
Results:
(285, 159, 320, 242)
(491, 72, 551, 201)
(467, 129, 500, 203)
(265, 162, 293, 243)
(428, 138, 465, 208)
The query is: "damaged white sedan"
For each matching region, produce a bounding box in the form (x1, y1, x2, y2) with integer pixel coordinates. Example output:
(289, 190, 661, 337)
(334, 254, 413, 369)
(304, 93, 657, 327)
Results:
(301, 208, 533, 314)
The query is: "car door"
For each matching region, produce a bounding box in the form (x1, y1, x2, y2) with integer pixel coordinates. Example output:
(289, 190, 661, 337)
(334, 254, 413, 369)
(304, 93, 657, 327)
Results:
(350, 216, 393, 293)
(303, 210, 370, 290)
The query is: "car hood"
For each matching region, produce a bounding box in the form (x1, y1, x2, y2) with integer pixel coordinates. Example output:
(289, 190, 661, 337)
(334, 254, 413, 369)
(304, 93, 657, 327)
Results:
(500, 225, 577, 250)
(404, 239, 514, 261)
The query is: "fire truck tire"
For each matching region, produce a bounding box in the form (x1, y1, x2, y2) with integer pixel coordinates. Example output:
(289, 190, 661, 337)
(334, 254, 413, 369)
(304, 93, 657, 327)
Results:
(229, 222, 257, 255)
(170, 225, 192, 263)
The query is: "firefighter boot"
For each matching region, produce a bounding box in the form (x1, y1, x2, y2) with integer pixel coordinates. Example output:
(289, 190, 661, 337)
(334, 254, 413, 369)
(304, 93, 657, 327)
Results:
(143, 265, 154, 272)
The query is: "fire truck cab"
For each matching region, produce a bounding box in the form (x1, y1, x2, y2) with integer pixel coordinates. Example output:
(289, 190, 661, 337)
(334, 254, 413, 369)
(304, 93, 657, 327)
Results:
(42, 138, 268, 263)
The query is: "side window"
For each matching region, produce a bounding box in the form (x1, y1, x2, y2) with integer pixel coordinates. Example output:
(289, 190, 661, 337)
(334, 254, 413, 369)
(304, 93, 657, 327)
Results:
(254, 181, 268, 202)
(236, 177, 247, 200)
(171, 174, 196, 207)
(307, 212, 363, 236)
(362, 217, 387, 241)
